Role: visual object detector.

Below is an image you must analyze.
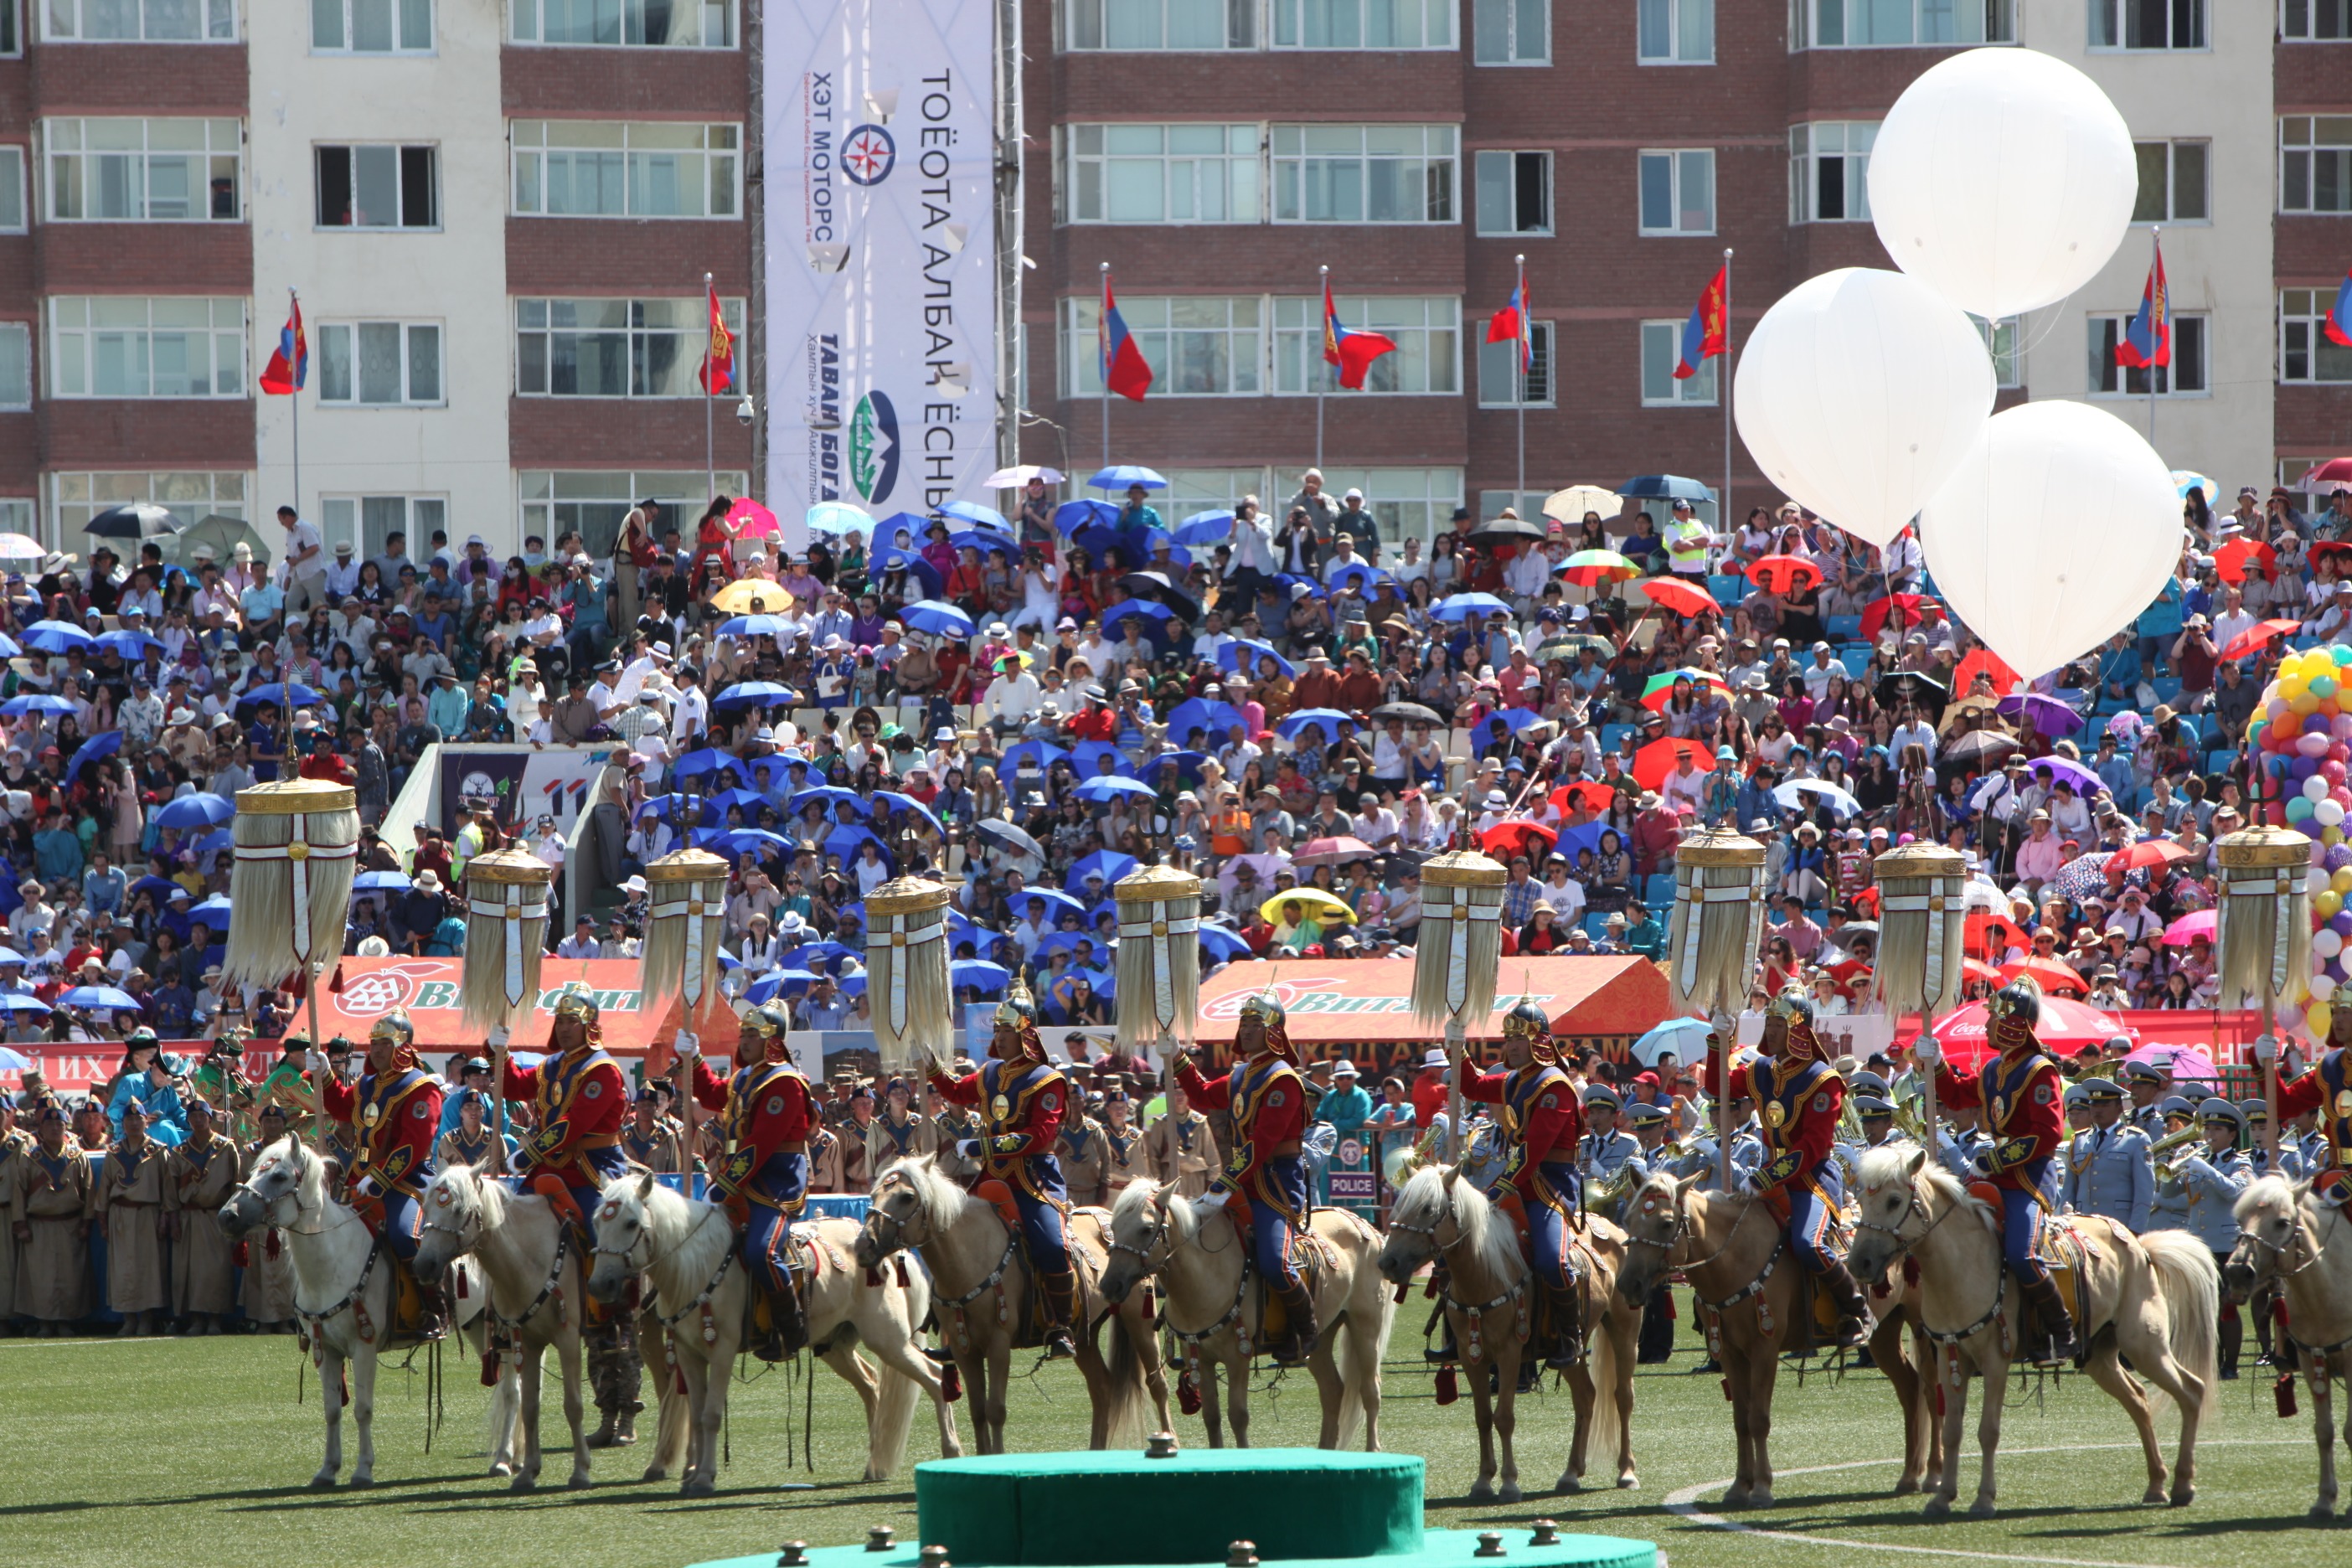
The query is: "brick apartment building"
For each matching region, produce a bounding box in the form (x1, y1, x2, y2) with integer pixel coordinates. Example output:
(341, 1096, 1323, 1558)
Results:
(0, 1, 2345, 557)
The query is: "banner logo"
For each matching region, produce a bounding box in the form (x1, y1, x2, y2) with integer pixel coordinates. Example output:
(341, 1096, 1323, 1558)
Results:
(848, 389, 900, 503)
(843, 125, 896, 186)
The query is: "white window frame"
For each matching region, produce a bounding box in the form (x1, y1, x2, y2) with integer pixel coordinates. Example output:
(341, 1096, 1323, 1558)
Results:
(511, 120, 740, 219)
(2089, 0, 2206, 49)
(1271, 293, 1459, 395)
(1469, 0, 1545, 61)
(1638, 0, 1711, 61)
(315, 142, 440, 229)
(316, 320, 445, 407)
(1060, 124, 1261, 224)
(2133, 139, 2209, 224)
(515, 296, 746, 399)
(0, 502, 33, 540)
(1788, 122, 1875, 224)
(1476, 317, 1552, 408)
(1268, 0, 1452, 49)
(43, 118, 243, 223)
(1970, 314, 2021, 389)
(1064, 0, 1256, 48)
(1155, 467, 1272, 525)
(2087, 312, 2210, 397)
(1638, 147, 1715, 235)
(319, 495, 447, 563)
(510, 0, 736, 47)
(0, 145, 24, 232)
(1640, 319, 1718, 406)
(518, 469, 746, 556)
(2282, 0, 2350, 39)
(0, 321, 29, 410)
(1473, 148, 1551, 235)
(43, 0, 235, 39)
(1269, 123, 1456, 224)
(312, 0, 433, 52)
(1792, 0, 2011, 46)
(2281, 290, 2352, 384)
(47, 297, 246, 400)
(1059, 294, 1263, 398)
(2282, 116, 2352, 215)
(49, 472, 246, 547)
(1313, 467, 1464, 545)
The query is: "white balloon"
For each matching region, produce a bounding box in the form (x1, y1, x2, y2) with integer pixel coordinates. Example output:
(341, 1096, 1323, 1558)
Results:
(2313, 973, 2339, 1004)
(2320, 799, 2349, 828)
(2313, 869, 2335, 899)
(1868, 48, 2138, 319)
(2307, 774, 2333, 802)
(1733, 269, 1995, 549)
(1917, 401, 2178, 681)
(2316, 927, 2344, 960)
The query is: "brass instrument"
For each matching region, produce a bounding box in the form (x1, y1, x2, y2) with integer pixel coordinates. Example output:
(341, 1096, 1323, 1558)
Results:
(1581, 1162, 1639, 1214)
(1890, 1101, 1929, 1146)
(2148, 1127, 2204, 1183)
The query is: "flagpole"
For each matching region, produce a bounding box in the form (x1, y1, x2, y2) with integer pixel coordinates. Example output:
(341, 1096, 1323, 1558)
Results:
(1720, 248, 1734, 537)
(288, 286, 301, 529)
(704, 271, 716, 504)
(1317, 264, 1328, 474)
(1514, 254, 1526, 512)
(1100, 262, 1112, 472)
(2145, 227, 2159, 450)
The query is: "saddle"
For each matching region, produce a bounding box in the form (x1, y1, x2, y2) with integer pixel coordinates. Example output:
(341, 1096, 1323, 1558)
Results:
(1963, 1181, 2088, 1355)
(1758, 1187, 1853, 1357)
(346, 1194, 446, 1345)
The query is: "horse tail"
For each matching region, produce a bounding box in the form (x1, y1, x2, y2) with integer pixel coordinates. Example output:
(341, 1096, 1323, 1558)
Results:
(2138, 1229, 2220, 1420)
(1332, 1238, 1395, 1451)
(647, 1329, 692, 1478)
(867, 1266, 930, 1478)
(1101, 1300, 1152, 1449)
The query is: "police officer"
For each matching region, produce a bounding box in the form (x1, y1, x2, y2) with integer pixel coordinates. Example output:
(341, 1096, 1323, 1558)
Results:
(2291, 1101, 2329, 1180)
(2064, 1078, 2153, 1233)
(2062, 1081, 2092, 1142)
(1833, 1073, 1901, 1186)
(2122, 1060, 2170, 1135)
(2145, 1094, 2196, 1233)
(1577, 1085, 1644, 1207)
(2172, 1096, 2251, 1378)
(1624, 1098, 1679, 1364)
(2241, 1099, 2302, 1179)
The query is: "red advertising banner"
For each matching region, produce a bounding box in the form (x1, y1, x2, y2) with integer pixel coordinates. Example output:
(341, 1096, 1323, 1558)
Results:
(1194, 957, 1669, 1048)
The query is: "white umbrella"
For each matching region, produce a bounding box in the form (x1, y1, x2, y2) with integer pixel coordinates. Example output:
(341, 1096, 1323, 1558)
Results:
(0, 534, 42, 560)
(1541, 484, 1623, 524)
(983, 465, 1064, 489)
(1772, 778, 1863, 818)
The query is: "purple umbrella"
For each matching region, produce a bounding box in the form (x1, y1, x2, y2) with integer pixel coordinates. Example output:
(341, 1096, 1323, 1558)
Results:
(1996, 692, 2084, 737)
(2025, 754, 2102, 795)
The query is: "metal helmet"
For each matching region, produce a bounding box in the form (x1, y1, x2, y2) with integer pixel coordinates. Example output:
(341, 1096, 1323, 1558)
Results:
(752, 1001, 795, 1044)
(1988, 978, 2042, 1028)
(993, 975, 1040, 1029)
(1239, 988, 1287, 1029)
(553, 982, 601, 1027)
(1766, 986, 1816, 1027)
(740, 1003, 787, 1041)
(369, 1009, 415, 1050)
(1500, 998, 1556, 1063)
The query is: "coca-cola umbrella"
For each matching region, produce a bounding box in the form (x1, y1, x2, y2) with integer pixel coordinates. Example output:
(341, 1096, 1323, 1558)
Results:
(2213, 537, 2277, 584)
(1632, 736, 1713, 792)
(1478, 819, 1558, 861)
(1951, 647, 2022, 699)
(1930, 995, 2128, 1072)
(2109, 838, 2192, 876)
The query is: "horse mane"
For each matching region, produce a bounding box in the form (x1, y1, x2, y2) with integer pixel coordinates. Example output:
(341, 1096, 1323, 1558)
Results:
(1111, 1178, 1199, 1246)
(893, 1153, 975, 1235)
(280, 1132, 329, 1215)
(637, 1173, 730, 1287)
(1912, 1159, 1999, 1236)
(2233, 1170, 2303, 1227)
(432, 1157, 509, 1230)
(1855, 1142, 1920, 1193)
(1395, 1165, 1519, 1282)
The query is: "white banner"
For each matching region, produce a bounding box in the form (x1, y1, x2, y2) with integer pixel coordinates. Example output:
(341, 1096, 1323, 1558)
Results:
(765, 0, 997, 553)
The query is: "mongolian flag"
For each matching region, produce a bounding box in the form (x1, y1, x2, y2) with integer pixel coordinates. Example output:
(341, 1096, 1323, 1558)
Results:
(259, 298, 307, 395)
(699, 281, 735, 394)
(1322, 278, 1397, 390)
(2114, 238, 2171, 370)
(2325, 262, 2352, 349)
(1486, 277, 1533, 372)
(1099, 271, 1153, 401)
(1674, 265, 1727, 380)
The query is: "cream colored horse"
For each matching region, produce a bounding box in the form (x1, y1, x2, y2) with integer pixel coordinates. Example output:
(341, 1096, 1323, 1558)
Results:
(2226, 1174, 2352, 1521)
(1845, 1145, 2217, 1517)
(1377, 1165, 1633, 1498)
(1101, 1178, 1392, 1451)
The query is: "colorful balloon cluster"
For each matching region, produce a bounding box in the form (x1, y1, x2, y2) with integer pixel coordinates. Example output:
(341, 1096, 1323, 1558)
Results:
(2250, 643, 2352, 1038)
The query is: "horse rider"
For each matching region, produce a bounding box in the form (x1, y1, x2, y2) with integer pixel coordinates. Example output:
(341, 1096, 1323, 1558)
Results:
(1177, 988, 1318, 1365)
(2122, 1057, 2169, 1136)
(1912, 978, 2078, 1363)
(311, 1009, 446, 1336)
(1458, 999, 1586, 1369)
(2263, 1018, 2352, 1217)
(1700, 988, 1873, 1348)
(675, 999, 814, 1361)
(931, 976, 1080, 1359)
(2064, 1077, 2153, 1234)
(2146, 1094, 2197, 1233)
(2171, 1096, 2251, 1379)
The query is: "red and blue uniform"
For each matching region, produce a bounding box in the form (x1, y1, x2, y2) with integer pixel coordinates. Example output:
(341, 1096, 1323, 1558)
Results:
(1461, 1059, 1581, 1290)
(2276, 1047, 2352, 1209)
(505, 1045, 628, 1243)
(1180, 1052, 1308, 1287)
(321, 1065, 443, 1263)
(1704, 1041, 1846, 1272)
(1937, 1028, 2065, 1284)
(688, 1053, 815, 1293)
(931, 1056, 1072, 1277)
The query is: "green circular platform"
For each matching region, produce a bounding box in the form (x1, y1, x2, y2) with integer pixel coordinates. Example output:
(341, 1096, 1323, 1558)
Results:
(689, 1527, 1652, 1568)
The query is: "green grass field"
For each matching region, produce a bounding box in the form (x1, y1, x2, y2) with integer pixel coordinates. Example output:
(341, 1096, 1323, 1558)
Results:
(2, 1327, 2344, 1568)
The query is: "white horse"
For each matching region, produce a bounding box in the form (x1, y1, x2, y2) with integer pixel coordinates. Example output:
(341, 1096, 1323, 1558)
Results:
(216, 1134, 514, 1488)
(2226, 1174, 2352, 1520)
(585, 1170, 962, 1493)
(1100, 1178, 1392, 1452)
(412, 1162, 594, 1491)
(1845, 1144, 2217, 1517)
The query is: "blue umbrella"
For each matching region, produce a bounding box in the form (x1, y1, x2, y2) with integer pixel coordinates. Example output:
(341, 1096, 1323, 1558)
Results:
(872, 790, 943, 833)
(941, 500, 1011, 532)
(1432, 592, 1514, 622)
(702, 786, 771, 817)
(1164, 698, 1245, 741)
(1009, 887, 1089, 919)
(58, 984, 142, 1012)
(1034, 930, 1104, 961)
(717, 614, 792, 640)
(1631, 1015, 1713, 1068)
(0, 949, 31, 967)
(0, 1001, 49, 1024)
(1053, 498, 1120, 536)
(96, 629, 165, 658)
(1477, 707, 1547, 738)
(1617, 474, 1717, 503)
(153, 794, 235, 831)
(794, 940, 859, 972)
(760, 969, 826, 1002)
(715, 828, 796, 860)
(1068, 740, 1130, 776)
(353, 869, 412, 891)
(836, 972, 869, 998)
(193, 829, 233, 854)
(1772, 778, 1864, 819)
(1133, 529, 1194, 567)
(789, 785, 871, 817)
(0, 694, 75, 716)
(1277, 708, 1354, 743)
(0, 634, 18, 658)
(1555, 821, 1607, 861)
(900, 600, 974, 638)
(669, 747, 737, 782)
(1103, 600, 1172, 627)
(128, 875, 183, 900)
(1274, 572, 1325, 600)
(64, 731, 123, 781)
(1172, 509, 1235, 546)
(951, 529, 1020, 556)
(872, 511, 936, 545)
(1088, 466, 1168, 491)
(872, 549, 945, 598)
(237, 682, 325, 709)
(22, 620, 95, 653)
(714, 680, 798, 709)
(1137, 750, 1210, 786)
(636, 792, 715, 827)
(1000, 740, 1069, 774)
(1065, 849, 1138, 894)
(1219, 637, 1294, 678)
(825, 825, 892, 864)
(1196, 924, 1253, 962)
(806, 502, 874, 537)
(1074, 775, 1155, 805)
(188, 895, 235, 930)
(952, 959, 1011, 996)
(1325, 562, 1389, 595)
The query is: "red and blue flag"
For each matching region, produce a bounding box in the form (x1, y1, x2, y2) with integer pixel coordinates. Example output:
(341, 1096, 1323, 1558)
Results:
(1099, 273, 1153, 401)
(260, 297, 306, 395)
(2115, 239, 2171, 370)
(1674, 266, 1727, 380)
(1486, 278, 1533, 373)
(2324, 264, 2352, 349)
(1323, 278, 1397, 390)
(699, 281, 735, 394)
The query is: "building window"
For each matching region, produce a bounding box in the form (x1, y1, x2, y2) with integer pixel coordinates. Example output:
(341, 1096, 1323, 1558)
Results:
(0, 147, 23, 231)
(512, 0, 734, 45)
(1060, 295, 1262, 397)
(317, 321, 443, 405)
(1474, 150, 1550, 235)
(1065, 0, 1251, 46)
(44, 0, 234, 39)
(2088, 313, 2208, 395)
(1792, 0, 2009, 44)
(511, 121, 740, 219)
(1062, 125, 1259, 224)
(1158, 467, 1272, 521)
(1270, 0, 1452, 47)
(1638, 0, 1710, 59)
(2282, 290, 2352, 384)
(1971, 314, 2021, 389)
(3, 0, 19, 54)
(48, 297, 245, 398)
(2133, 140, 2208, 223)
(1638, 148, 1714, 235)
(319, 495, 445, 560)
(2282, 117, 2352, 214)
(519, 469, 745, 556)
(1316, 468, 1463, 542)
(1271, 124, 1455, 224)
(0, 502, 32, 540)
(1788, 123, 1875, 224)
(1477, 319, 1552, 407)
(49, 472, 245, 544)
(1470, 0, 1543, 60)
(2283, 0, 2350, 39)
(316, 144, 437, 228)
(516, 297, 745, 398)
(1272, 294, 1458, 394)
(0, 322, 28, 409)
(2090, 0, 2204, 48)
(314, 0, 431, 50)
(1640, 320, 1716, 405)
(45, 120, 242, 223)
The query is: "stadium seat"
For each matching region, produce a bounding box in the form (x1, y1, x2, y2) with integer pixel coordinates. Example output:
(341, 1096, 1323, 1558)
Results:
(2082, 715, 2107, 745)
(1709, 574, 1745, 606)
(2152, 678, 2182, 705)
(1601, 724, 1632, 752)
(1825, 615, 1863, 641)
(2205, 749, 2236, 776)
(1839, 643, 1872, 671)
(1645, 873, 1676, 906)
(1584, 912, 1612, 941)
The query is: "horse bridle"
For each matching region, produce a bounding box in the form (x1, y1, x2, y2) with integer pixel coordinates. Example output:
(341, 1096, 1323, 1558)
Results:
(235, 1145, 358, 1240)
(1856, 1171, 2004, 1347)
(861, 1173, 931, 1257)
(2236, 1195, 2331, 1282)
(1623, 1180, 1757, 1280)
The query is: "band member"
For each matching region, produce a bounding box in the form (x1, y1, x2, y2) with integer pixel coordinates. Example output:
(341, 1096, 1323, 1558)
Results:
(1459, 998, 1586, 1368)
(2063, 1077, 2153, 1234)
(313, 1008, 446, 1336)
(677, 1001, 814, 1359)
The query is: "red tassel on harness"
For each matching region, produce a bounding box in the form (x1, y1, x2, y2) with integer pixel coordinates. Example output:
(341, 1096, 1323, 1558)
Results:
(1932, 1381, 1946, 1418)
(866, 1267, 884, 1288)
(1141, 1285, 1155, 1324)
(1393, 1278, 1411, 1306)
(2276, 1373, 2300, 1420)
(941, 1364, 962, 1403)
(231, 1240, 250, 1269)
(480, 1352, 499, 1389)
(266, 1230, 282, 1261)
(1434, 1365, 1459, 1406)
(895, 1257, 910, 1288)
(1902, 1256, 1920, 1287)
(1179, 1369, 1202, 1416)
(456, 1270, 469, 1300)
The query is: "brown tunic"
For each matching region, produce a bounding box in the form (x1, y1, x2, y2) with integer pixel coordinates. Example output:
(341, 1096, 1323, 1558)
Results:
(618, 1122, 688, 1174)
(93, 1139, 177, 1313)
(0, 1131, 28, 1317)
(805, 1126, 845, 1194)
(12, 1141, 92, 1321)
(169, 1132, 240, 1315)
(1145, 1112, 1219, 1199)
(866, 1112, 940, 1178)
(1100, 1122, 1152, 1198)
(1056, 1118, 1106, 1209)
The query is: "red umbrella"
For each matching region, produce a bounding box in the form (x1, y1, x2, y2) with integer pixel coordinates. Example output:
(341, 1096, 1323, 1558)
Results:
(1553, 780, 1617, 814)
(1860, 593, 1930, 641)
(1632, 737, 1714, 792)
(1638, 668, 1733, 712)
(1964, 910, 2028, 958)
(1478, 820, 1558, 860)
(2108, 839, 2191, 876)
(1633, 577, 1717, 617)
(2213, 537, 2277, 584)
(2310, 540, 2352, 573)
(1294, 835, 1377, 867)
(1745, 554, 1822, 595)
(1930, 996, 2128, 1071)
(2301, 456, 2352, 487)
(1961, 958, 2004, 986)
(2216, 617, 2301, 664)
(1951, 647, 2021, 699)
(1999, 958, 2091, 998)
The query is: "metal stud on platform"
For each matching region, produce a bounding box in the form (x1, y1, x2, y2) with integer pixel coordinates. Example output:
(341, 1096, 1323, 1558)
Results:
(1145, 1431, 1179, 1459)
(867, 1526, 896, 1552)
(1529, 1521, 1561, 1547)
(776, 1544, 808, 1568)
(1475, 1532, 1508, 1558)
(1227, 1543, 1260, 1568)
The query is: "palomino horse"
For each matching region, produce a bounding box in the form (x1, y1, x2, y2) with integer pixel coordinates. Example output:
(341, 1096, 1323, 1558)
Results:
(855, 1155, 1170, 1455)
(216, 1134, 514, 1488)
(1376, 1165, 1634, 1499)
(1846, 1145, 2218, 1517)
(2226, 1174, 2352, 1520)
(585, 1170, 962, 1493)
(1100, 1179, 1392, 1452)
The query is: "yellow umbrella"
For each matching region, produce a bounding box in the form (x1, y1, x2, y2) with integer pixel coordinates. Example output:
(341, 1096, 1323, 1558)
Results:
(1261, 889, 1356, 926)
(711, 578, 792, 615)
(1542, 484, 1623, 524)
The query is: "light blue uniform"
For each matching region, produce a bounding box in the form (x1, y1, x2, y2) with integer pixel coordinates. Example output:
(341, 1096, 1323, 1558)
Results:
(1578, 1127, 1644, 1183)
(2174, 1148, 2251, 1253)
(2065, 1123, 2154, 1232)
(2148, 1168, 2190, 1231)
